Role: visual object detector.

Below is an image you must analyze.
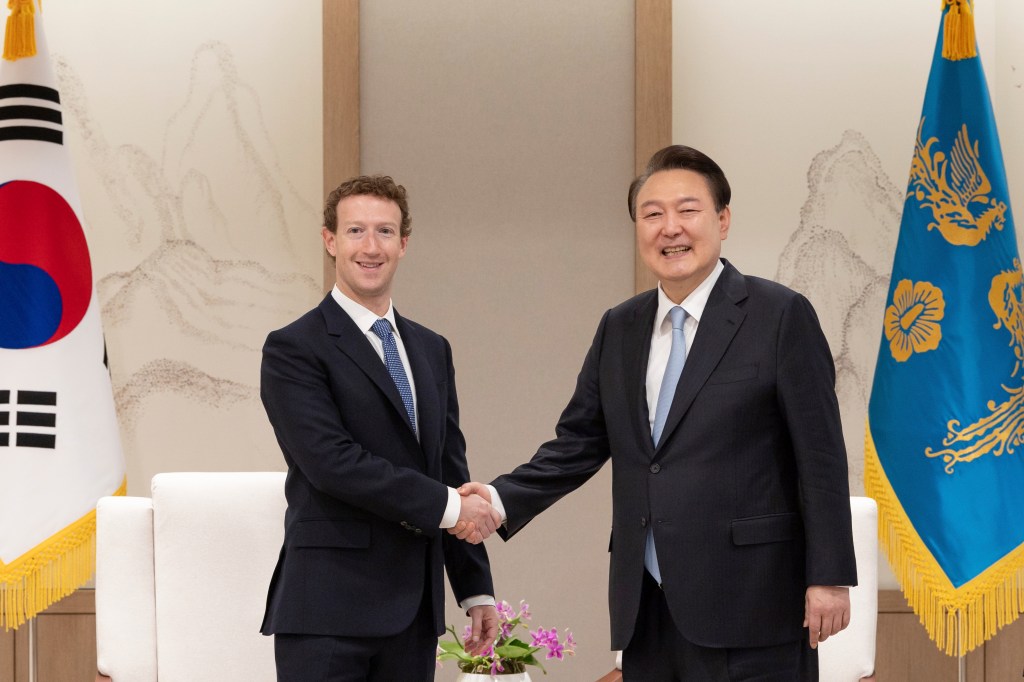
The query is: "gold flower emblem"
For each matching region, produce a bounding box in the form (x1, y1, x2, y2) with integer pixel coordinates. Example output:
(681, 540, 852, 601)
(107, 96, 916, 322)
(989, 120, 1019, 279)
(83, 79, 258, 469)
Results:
(884, 280, 945, 362)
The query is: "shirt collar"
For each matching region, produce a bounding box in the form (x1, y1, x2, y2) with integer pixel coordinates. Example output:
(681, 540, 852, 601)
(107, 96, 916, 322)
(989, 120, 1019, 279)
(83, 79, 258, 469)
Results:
(330, 286, 397, 334)
(655, 259, 724, 330)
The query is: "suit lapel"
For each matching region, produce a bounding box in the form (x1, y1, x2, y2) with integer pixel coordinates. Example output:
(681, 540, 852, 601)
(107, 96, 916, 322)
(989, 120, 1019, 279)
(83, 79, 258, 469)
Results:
(319, 297, 415, 436)
(655, 261, 748, 454)
(625, 293, 658, 457)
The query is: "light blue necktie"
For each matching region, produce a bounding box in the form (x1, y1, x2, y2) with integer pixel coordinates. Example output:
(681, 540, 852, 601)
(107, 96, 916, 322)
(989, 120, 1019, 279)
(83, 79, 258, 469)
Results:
(645, 305, 687, 584)
(371, 318, 416, 434)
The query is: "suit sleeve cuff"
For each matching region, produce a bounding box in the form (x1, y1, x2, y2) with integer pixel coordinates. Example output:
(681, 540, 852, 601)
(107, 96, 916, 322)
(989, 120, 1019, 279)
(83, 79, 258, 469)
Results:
(488, 485, 507, 522)
(459, 594, 496, 612)
(440, 487, 461, 528)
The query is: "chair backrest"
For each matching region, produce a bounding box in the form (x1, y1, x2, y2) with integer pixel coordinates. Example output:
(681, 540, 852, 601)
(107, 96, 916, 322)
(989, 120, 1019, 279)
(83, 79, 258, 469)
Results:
(96, 472, 287, 682)
(817, 496, 878, 681)
(152, 472, 286, 682)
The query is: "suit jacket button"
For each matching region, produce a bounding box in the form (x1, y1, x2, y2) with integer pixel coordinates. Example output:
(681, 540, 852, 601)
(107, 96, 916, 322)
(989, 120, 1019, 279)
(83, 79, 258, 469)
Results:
(650, 463, 661, 474)
(641, 517, 648, 528)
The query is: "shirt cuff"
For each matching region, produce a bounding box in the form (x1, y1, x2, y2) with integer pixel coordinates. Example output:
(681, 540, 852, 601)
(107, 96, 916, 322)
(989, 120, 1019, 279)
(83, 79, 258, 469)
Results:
(460, 594, 496, 612)
(440, 487, 461, 529)
(487, 485, 507, 522)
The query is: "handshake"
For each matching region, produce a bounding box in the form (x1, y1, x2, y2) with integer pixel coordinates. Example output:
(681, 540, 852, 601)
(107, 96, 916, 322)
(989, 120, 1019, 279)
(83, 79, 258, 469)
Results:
(450, 482, 500, 544)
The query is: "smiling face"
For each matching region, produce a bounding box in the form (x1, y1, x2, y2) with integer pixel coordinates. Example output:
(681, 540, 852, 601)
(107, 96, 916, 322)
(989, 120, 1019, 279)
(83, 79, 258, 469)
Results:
(323, 193, 407, 316)
(634, 168, 730, 303)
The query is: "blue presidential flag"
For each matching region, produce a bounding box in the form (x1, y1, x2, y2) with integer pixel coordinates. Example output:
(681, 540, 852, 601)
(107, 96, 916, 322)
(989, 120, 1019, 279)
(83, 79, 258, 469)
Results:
(866, 0, 1024, 656)
(0, 1, 125, 629)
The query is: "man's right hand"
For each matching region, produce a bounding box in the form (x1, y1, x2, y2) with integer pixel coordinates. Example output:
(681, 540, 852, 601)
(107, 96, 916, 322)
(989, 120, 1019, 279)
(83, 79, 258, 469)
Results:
(456, 493, 500, 544)
(458, 481, 491, 503)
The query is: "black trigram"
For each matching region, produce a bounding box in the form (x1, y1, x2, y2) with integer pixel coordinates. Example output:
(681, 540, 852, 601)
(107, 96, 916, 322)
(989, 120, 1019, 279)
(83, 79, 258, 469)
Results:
(0, 390, 57, 449)
(0, 83, 63, 145)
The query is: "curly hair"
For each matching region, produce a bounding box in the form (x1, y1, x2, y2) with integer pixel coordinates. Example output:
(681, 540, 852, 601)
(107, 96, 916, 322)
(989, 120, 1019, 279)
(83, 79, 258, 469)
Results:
(323, 175, 412, 237)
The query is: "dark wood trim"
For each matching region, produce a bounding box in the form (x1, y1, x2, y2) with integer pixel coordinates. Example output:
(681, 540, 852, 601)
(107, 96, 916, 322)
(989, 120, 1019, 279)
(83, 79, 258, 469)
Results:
(633, 0, 672, 295)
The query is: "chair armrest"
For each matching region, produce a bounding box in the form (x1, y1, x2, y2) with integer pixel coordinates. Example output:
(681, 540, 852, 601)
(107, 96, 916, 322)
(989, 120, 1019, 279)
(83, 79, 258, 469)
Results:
(595, 670, 622, 682)
(95, 496, 157, 682)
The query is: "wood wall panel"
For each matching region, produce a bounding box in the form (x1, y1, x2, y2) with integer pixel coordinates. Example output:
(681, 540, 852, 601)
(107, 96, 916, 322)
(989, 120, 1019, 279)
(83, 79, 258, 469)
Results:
(36, 616, 96, 681)
(34, 590, 95, 682)
(322, 0, 361, 292)
(634, 0, 672, 294)
(0, 590, 95, 682)
(12, 621, 26, 682)
(875, 590, 984, 682)
(0, 627, 12, 682)
(982, 612, 1024, 680)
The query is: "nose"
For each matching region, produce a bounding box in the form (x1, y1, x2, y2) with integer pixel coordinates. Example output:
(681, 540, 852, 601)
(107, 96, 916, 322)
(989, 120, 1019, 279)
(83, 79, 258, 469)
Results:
(663, 213, 684, 237)
(363, 232, 381, 253)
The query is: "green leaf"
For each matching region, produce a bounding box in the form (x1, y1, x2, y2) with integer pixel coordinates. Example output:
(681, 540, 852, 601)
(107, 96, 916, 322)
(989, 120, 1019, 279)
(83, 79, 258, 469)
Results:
(437, 641, 468, 656)
(522, 653, 547, 673)
(494, 643, 538, 657)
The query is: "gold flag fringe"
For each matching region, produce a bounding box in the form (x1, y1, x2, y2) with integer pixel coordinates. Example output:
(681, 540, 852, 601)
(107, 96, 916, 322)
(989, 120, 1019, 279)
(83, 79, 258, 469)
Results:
(2, 0, 36, 62)
(865, 424, 1024, 655)
(0, 478, 126, 630)
(942, 0, 977, 62)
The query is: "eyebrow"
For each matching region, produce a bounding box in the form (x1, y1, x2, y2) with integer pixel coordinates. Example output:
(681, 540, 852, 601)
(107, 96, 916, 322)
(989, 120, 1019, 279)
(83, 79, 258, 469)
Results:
(639, 196, 701, 210)
(343, 221, 399, 228)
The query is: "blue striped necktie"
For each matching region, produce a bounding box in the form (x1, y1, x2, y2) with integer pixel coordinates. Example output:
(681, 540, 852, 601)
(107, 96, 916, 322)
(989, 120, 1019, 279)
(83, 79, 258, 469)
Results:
(646, 305, 688, 584)
(370, 318, 416, 434)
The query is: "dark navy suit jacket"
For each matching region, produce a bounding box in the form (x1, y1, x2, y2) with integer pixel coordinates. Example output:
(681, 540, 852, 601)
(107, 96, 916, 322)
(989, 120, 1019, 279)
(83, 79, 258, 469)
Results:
(260, 294, 492, 637)
(493, 260, 857, 650)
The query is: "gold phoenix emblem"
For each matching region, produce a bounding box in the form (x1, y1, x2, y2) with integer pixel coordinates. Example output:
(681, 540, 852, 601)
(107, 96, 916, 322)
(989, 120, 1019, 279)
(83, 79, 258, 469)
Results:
(926, 260, 1024, 472)
(884, 280, 945, 363)
(908, 119, 1008, 247)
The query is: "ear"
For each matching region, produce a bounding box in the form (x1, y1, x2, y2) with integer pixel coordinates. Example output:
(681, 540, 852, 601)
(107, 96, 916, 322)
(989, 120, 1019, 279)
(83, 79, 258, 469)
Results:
(322, 227, 337, 257)
(718, 206, 731, 240)
(398, 235, 409, 258)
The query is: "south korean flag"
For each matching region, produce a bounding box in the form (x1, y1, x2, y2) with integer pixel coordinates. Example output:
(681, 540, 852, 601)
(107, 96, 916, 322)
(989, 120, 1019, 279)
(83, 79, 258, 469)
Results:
(0, 1, 125, 629)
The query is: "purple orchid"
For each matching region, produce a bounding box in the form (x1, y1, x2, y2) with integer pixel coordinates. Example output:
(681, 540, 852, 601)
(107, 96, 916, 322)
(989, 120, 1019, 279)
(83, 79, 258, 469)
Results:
(437, 598, 576, 675)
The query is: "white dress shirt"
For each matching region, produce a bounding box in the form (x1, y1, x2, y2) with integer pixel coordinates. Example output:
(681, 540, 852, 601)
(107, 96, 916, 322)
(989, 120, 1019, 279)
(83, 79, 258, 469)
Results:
(645, 260, 724, 432)
(331, 286, 419, 430)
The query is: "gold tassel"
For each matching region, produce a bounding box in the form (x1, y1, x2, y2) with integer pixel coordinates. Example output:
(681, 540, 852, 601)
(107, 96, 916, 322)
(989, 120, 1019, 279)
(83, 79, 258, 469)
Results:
(2, 0, 36, 62)
(865, 423, 1024, 655)
(0, 478, 125, 630)
(2, 0, 36, 61)
(942, 0, 977, 62)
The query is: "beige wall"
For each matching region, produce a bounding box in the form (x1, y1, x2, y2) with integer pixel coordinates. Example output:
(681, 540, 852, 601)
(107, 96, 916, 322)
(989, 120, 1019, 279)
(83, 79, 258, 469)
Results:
(672, 0, 1024, 591)
(48, 0, 323, 494)
(360, 2, 634, 679)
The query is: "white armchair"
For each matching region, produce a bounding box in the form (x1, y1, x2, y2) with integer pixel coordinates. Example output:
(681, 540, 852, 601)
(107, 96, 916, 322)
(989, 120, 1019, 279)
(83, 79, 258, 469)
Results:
(95, 472, 286, 682)
(598, 496, 878, 682)
(818, 496, 878, 681)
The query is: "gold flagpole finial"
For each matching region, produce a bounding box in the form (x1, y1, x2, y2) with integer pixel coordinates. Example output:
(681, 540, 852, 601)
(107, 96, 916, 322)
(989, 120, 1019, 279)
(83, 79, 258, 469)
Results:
(942, 0, 977, 61)
(3, 0, 37, 62)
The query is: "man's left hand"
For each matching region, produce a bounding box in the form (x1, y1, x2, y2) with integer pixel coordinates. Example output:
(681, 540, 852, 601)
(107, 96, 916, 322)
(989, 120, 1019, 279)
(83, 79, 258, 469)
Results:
(465, 604, 499, 656)
(803, 585, 851, 649)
